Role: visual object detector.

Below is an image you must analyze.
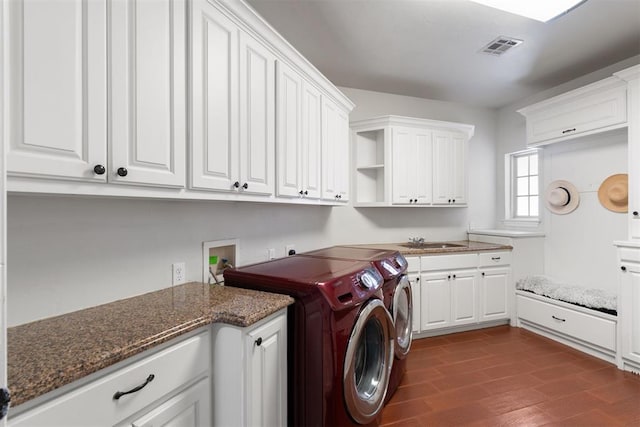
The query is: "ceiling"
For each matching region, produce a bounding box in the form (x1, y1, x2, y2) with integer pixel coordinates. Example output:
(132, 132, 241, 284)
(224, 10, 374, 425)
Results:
(246, 0, 640, 108)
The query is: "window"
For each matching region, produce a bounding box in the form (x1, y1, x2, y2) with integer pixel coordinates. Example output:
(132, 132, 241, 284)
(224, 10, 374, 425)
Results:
(506, 150, 539, 220)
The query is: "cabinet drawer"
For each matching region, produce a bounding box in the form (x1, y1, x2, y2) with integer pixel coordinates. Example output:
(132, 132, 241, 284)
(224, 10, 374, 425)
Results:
(517, 295, 615, 351)
(524, 81, 626, 146)
(478, 251, 511, 267)
(10, 331, 210, 426)
(405, 256, 420, 273)
(421, 253, 477, 271)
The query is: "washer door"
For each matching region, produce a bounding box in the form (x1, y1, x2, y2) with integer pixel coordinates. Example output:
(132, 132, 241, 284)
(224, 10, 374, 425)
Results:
(392, 275, 413, 359)
(343, 299, 394, 424)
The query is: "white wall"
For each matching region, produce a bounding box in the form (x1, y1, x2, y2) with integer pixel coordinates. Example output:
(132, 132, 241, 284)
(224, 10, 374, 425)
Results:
(7, 88, 498, 326)
(495, 54, 640, 292)
(542, 132, 627, 293)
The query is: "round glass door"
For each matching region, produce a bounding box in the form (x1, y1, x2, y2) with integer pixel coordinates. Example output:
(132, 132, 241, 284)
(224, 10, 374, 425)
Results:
(343, 299, 394, 424)
(392, 275, 413, 358)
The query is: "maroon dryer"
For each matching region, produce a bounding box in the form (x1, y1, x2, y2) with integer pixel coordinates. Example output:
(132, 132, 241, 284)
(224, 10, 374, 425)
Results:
(300, 246, 413, 402)
(224, 255, 395, 426)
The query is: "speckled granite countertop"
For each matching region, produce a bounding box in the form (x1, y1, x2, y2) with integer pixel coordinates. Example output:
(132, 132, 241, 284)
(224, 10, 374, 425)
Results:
(349, 240, 512, 255)
(7, 282, 293, 407)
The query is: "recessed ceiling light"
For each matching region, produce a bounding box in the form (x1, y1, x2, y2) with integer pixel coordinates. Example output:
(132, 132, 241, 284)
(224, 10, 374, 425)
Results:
(469, 0, 588, 22)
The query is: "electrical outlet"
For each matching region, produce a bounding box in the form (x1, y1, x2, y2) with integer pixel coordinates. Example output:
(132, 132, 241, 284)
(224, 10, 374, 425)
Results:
(286, 244, 296, 256)
(172, 262, 186, 285)
(268, 248, 276, 260)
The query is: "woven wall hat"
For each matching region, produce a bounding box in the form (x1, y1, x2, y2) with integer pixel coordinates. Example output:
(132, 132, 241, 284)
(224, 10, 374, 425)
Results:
(598, 174, 628, 213)
(545, 180, 580, 215)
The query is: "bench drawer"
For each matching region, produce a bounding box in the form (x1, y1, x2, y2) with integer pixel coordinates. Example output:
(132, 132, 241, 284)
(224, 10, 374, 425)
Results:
(517, 295, 615, 351)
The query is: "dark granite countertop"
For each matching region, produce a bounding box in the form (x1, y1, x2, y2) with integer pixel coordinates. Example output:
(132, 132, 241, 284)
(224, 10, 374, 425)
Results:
(349, 240, 513, 255)
(7, 282, 293, 407)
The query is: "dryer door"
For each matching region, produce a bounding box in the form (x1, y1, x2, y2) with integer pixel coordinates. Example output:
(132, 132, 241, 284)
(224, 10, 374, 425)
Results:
(392, 275, 413, 359)
(343, 299, 394, 424)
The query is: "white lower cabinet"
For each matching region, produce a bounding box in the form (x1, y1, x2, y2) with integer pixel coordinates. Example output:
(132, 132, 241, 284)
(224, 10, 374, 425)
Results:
(479, 267, 510, 322)
(126, 378, 210, 427)
(212, 309, 287, 427)
(412, 251, 512, 335)
(421, 269, 476, 330)
(9, 330, 211, 427)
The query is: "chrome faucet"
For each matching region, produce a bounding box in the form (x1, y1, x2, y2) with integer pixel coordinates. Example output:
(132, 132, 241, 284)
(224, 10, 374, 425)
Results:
(409, 237, 425, 245)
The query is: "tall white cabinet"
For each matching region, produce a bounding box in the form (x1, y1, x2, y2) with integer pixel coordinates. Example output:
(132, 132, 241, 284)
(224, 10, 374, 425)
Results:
(6, 0, 186, 187)
(351, 116, 474, 207)
(616, 242, 640, 374)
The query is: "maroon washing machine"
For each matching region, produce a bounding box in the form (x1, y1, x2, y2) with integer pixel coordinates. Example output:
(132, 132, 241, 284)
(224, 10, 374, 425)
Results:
(224, 256, 395, 426)
(300, 246, 413, 402)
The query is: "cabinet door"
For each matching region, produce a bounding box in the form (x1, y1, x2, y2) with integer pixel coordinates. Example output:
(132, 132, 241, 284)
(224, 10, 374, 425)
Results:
(321, 96, 349, 201)
(190, 0, 239, 191)
(129, 378, 211, 427)
(110, 0, 186, 187)
(239, 32, 275, 195)
(421, 272, 450, 330)
(409, 273, 421, 333)
(479, 267, 510, 322)
(301, 82, 322, 199)
(246, 312, 287, 426)
(450, 270, 477, 326)
(620, 263, 640, 366)
(391, 127, 414, 204)
(432, 131, 467, 205)
(449, 133, 467, 205)
(5, 0, 107, 181)
(413, 129, 433, 204)
(393, 128, 432, 205)
(276, 61, 303, 198)
(335, 108, 350, 202)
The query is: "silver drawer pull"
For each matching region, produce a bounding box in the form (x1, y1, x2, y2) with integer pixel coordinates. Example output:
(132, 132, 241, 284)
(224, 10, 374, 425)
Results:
(491, 257, 501, 261)
(552, 315, 566, 322)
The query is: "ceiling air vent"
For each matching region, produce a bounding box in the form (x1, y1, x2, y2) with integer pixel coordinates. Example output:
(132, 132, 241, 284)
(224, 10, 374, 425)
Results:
(479, 36, 523, 56)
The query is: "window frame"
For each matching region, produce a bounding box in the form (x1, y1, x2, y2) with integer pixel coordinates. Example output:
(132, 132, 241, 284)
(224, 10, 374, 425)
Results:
(504, 148, 541, 225)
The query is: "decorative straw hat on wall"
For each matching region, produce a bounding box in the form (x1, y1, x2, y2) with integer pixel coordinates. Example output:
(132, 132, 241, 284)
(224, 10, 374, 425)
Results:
(545, 180, 580, 215)
(598, 174, 628, 213)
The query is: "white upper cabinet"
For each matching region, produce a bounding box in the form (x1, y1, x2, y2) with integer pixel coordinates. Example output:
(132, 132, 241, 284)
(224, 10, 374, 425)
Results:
(190, 0, 239, 193)
(321, 96, 350, 202)
(6, 0, 186, 188)
(517, 77, 627, 147)
(5, 0, 107, 181)
(432, 130, 467, 205)
(301, 82, 322, 199)
(5, 0, 353, 203)
(276, 60, 303, 198)
(238, 32, 275, 196)
(110, 0, 186, 187)
(392, 127, 432, 205)
(352, 116, 473, 207)
(276, 61, 323, 199)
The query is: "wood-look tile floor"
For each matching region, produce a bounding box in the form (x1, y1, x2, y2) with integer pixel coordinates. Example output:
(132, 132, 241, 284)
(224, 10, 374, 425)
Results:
(381, 326, 640, 426)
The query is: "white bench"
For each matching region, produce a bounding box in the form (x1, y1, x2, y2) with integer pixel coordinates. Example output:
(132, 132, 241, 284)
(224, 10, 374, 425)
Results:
(515, 275, 617, 364)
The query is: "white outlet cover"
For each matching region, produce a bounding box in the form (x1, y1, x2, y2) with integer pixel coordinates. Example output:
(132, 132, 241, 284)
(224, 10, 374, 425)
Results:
(173, 262, 186, 285)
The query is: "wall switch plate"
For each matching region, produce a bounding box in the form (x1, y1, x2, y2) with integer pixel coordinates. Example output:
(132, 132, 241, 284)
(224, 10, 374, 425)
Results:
(172, 262, 186, 285)
(286, 244, 296, 256)
(268, 248, 276, 260)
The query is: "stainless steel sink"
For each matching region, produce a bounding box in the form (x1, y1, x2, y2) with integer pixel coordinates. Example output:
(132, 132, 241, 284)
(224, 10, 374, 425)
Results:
(398, 242, 466, 249)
